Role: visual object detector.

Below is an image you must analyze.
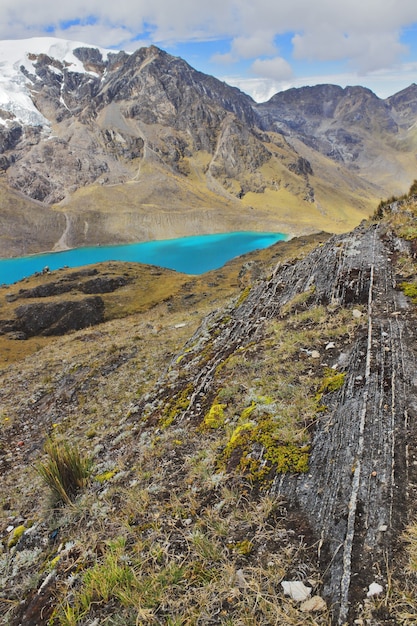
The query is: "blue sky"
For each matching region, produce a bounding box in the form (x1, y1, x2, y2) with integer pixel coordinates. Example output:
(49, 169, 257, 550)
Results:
(1, 0, 417, 101)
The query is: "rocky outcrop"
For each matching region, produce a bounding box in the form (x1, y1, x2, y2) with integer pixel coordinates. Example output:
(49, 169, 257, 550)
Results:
(6, 270, 128, 300)
(0, 267, 133, 337)
(11, 296, 105, 337)
(271, 225, 417, 624)
(128, 218, 417, 623)
(0, 123, 22, 170)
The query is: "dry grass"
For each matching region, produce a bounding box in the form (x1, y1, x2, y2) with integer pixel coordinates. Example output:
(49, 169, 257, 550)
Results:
(49, 471, 331, 626)
(0, 232, 335, 626)
(36, 290, 362, 625)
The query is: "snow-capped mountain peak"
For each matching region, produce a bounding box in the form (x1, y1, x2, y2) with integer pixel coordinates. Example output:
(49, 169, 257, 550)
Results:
(0, 37, 114, 126)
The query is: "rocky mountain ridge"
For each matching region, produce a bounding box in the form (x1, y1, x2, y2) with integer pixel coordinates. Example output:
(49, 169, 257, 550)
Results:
(257, 83, 417, 192)
(1, 39, 417, 258)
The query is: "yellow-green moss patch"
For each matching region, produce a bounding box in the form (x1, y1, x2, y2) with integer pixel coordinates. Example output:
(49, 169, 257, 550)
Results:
(318, 368, 346, 394)
(95, 469, 118, 483)
(8, 524, 26, 548)
(203, 402, 227, 429)
(223, 415, 309, 483)
(236, 285, 251, 306)
(400, 281, 417, 304)
(159, 383, 194, 428)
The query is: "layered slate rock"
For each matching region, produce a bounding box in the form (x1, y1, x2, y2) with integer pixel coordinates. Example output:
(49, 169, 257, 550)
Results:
(129, 220, 417, 624)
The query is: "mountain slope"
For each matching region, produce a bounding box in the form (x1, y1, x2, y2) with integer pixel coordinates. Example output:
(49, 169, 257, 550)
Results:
(256, 84, 417, 196)
(1, 192, 417, 624)
(0, 180, 65, 257)
(1, 39, 416, 258)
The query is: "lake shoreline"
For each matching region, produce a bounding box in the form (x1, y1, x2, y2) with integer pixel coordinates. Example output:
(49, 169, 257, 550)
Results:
(0, 231, 288, 286)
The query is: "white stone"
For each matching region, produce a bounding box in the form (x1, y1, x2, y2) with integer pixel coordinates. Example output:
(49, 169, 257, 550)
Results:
(281, 580, 312, 601)
(325, 342, 335, 350)
(367, 582, 383, 597)
(310, 350, 321, 359)
(352, 309, 362, 318)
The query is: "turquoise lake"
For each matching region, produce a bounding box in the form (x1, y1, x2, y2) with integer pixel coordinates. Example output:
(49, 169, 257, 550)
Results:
(0, 231, 287, 285)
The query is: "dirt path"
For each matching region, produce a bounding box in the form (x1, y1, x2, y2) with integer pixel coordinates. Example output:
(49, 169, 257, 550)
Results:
(53, 212, 72, 250)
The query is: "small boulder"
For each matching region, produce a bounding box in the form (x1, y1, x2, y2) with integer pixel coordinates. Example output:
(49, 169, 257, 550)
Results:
(367, 582, 383, 597)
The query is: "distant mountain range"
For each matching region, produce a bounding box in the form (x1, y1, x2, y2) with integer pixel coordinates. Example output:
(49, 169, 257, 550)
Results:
(1, 38, 417, 257)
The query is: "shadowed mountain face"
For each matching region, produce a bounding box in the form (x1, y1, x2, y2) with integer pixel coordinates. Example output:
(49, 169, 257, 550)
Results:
(0, 42, 417, 257)
(256, 83, 417, 192)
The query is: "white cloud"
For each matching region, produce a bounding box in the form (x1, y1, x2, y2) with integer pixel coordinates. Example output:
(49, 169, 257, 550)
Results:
(211, 51, 236, 65)
(231, 34, 277, 60)
(226, 59, 417, 104)
(0, 0, 417, 79)
(223, 76, 284, 103)
(250, 57, 293, 80)
(210, 34, 278, 66)
(292, 27, 407, 73)
(53, 25, 135, 49)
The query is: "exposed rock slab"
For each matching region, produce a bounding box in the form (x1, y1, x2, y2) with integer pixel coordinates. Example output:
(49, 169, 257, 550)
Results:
(130, 220, 417, 623)
(1, 296, 105, 338)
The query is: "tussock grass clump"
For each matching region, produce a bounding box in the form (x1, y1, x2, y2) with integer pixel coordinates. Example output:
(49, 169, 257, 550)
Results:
(37, 437, 91, 505)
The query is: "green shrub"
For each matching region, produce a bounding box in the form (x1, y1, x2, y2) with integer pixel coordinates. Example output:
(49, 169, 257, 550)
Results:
(37, 437, 91, 505)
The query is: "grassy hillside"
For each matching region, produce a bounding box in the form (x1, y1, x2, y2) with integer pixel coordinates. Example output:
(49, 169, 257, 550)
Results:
(2, 193, 417, 625)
